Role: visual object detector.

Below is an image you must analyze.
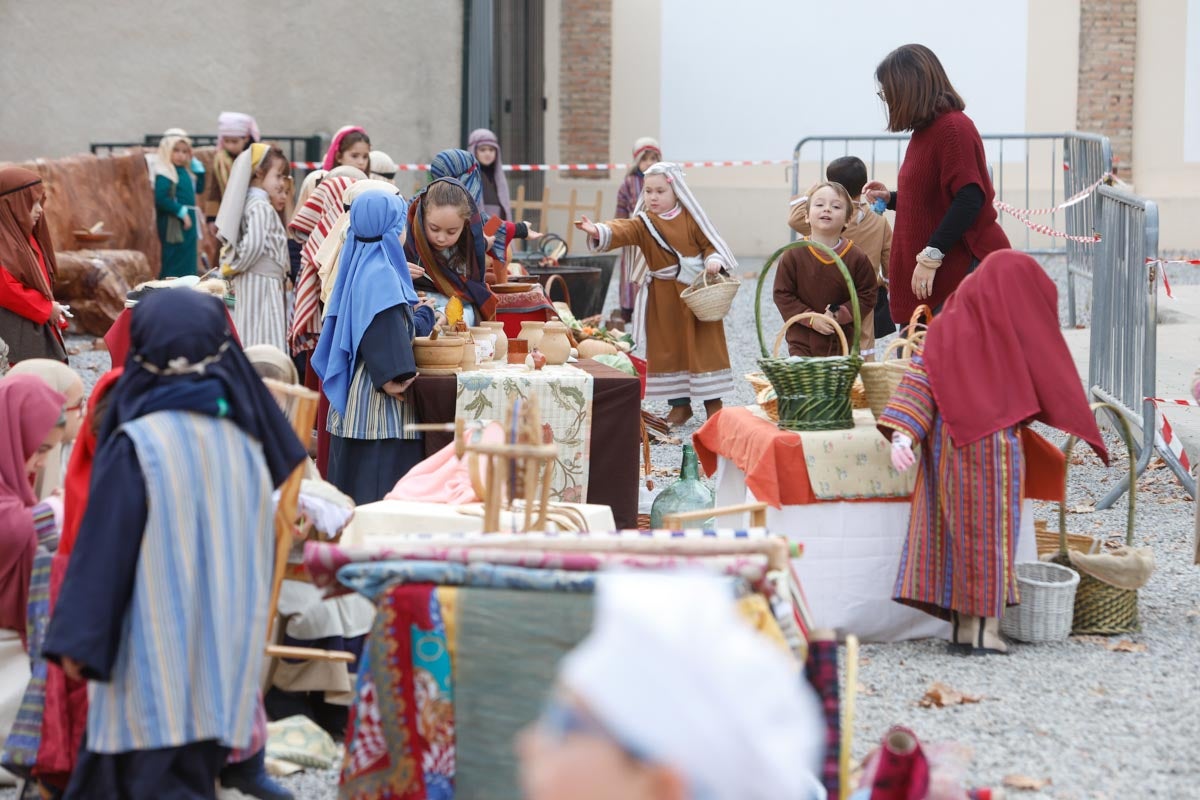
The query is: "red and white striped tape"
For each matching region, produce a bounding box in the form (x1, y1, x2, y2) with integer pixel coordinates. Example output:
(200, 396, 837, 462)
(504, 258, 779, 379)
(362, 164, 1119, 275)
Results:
(993, 173, 1112, 218)
(1146, 258, 1200, 299)
(1148, 396, 1198, 472)
(290, 158, 793, 172)
(995, 208, 1102, 243)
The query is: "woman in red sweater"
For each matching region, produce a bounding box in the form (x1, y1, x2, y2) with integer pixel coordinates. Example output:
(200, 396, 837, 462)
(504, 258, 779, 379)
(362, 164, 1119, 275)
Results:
(0, 168, 68, 364)
(863, 44, 1010, 325)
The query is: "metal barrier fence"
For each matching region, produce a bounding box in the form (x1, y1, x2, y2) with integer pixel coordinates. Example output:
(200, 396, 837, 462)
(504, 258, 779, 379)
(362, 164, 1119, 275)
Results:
(789, 132, 1112, 325)
(1088, 184, 1195, 505)
(90, 134, 325, 179)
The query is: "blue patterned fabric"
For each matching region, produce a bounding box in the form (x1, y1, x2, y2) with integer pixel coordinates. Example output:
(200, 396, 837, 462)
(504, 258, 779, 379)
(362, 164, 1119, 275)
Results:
(337, 561, 599, 602)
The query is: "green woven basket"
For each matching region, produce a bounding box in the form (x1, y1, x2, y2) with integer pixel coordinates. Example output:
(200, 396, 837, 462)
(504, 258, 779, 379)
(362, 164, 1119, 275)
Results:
(1051, 402, 1141, 635)
(754, 240, 863, 431)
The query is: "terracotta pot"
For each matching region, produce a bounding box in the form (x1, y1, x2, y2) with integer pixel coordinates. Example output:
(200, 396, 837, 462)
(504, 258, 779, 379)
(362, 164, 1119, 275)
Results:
(527, 347, 547, 371)
(517, 320, 545, 349)
(539, 321, 572, 365)
(507, 338, 529, 365)
(413, 335, 465, 371)
(480, 321, 508, 361)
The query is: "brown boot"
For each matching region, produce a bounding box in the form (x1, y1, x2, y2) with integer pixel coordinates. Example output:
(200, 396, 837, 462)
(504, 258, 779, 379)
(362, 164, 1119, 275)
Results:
(974, 616, 1009, 655)
(703, 399, 724, 419)
(948, 611, 978, 655)
(666, 405, 694, 428)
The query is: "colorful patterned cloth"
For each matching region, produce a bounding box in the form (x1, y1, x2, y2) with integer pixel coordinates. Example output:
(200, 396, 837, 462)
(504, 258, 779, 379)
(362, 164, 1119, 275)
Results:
(340, 584, 454, 800)
(0, 550, 51, 777)
(796, 409, 918, 499)
(804, 637, 841, 800)
(454, 365, 594, 503)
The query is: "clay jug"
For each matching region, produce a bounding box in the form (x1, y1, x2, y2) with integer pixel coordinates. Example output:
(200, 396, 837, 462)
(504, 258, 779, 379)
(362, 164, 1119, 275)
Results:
(528, 347, 547, 371)
(481, 320, 508, 361)
(470, 326, 497, 362)
(518, 320, 545, 349)
(459, 332, 478, 370)
(539, 321, 572, 365)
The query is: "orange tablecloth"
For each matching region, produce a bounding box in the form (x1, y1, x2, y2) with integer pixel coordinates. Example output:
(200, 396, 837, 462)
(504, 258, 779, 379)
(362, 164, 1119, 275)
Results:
(693, 407, 1065, 508)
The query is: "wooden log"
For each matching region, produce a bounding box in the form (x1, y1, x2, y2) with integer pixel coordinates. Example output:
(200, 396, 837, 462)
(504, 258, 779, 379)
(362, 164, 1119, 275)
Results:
(53, 249, 154, 336)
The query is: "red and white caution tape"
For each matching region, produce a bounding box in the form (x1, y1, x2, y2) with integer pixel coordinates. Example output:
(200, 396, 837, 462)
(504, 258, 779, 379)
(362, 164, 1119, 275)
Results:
(290, 158, 793, 172)
(1146, 258, 1200, 299)
(995, 208, 1102, 243)
(1148, 396, 1198, 472)
(993, 173, 1113, 218)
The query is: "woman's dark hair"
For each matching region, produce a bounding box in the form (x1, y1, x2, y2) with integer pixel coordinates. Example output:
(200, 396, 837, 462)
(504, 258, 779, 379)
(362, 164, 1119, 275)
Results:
(338, 131, 371, 158)
(825, 156, 869, 198)
(875, 44, 965, 132)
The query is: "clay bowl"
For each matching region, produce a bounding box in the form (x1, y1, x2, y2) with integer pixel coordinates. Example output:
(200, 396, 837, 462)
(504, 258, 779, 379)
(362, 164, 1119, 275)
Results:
(413, 335, 465, 371)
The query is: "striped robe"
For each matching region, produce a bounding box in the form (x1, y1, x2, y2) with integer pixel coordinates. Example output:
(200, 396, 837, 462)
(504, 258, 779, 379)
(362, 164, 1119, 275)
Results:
(289, 177, 356, 353)
(225, 191, 289, 353)
(877, 356, 1024, 619)
(86, 412, 273, 752)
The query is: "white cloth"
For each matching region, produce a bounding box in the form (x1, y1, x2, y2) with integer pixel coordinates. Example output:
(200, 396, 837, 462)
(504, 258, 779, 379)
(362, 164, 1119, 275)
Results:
(560, 572, 826, 800)
(216, 143, 272, 255)
(0, 630, 29, 786)
(314, 180, 404, 307)
(149, 128, 190, 186)
(340, 499, 615, 546)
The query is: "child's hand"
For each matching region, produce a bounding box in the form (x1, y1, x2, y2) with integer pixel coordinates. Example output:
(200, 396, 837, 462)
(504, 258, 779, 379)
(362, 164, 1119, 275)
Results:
(863, 180, 890, 204)
(408, 263, 426, 281)
(810, 314, 838, 335)
(890, 432, 916, 472)
(181, 214, 193, 232)
(524, 225, 544, 241)
(575, 216, 599, 238)
(705, 261, 721, 276)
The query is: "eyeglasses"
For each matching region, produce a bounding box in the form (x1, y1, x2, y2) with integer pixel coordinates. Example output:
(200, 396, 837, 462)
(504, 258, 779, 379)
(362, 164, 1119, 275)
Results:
(65, 397, 86, 416)
(535, 697, 651, 762)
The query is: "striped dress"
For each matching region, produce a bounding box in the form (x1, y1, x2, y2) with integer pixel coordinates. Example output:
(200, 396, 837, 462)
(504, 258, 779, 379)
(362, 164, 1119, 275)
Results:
(877, 355, 1024, 620)
(289, 177, 356, 353)
(224, 189, 289, 353)
(86, 412, 273, 752)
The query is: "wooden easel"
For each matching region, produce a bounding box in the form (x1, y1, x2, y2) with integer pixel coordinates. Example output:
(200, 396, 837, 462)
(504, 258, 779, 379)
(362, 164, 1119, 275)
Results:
(260, 378, 354, 664)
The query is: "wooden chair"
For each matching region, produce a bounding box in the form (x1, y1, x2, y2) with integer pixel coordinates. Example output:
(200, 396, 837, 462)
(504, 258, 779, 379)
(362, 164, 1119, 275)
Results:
(261, 378, 354, 664)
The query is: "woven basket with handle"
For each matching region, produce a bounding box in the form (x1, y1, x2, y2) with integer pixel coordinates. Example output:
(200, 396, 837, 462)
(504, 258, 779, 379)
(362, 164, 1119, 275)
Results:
(859, 305, 930, 420)
(755, 241, 863, 431)
(1051, 402, 1141, 635)
(681, 269, 740, 321)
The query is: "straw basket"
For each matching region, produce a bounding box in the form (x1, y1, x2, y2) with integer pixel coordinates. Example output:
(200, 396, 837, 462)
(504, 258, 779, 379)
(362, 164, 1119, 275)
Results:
(1000, 561, 1080, 642)
(745, 372, 778, 421)
(1034, 519, 1097, 559)
(859, 305, 931, 419)
(681, 270, 740, 321)
(1051, 402, 1141, 635)
(755, 241, 863, 431)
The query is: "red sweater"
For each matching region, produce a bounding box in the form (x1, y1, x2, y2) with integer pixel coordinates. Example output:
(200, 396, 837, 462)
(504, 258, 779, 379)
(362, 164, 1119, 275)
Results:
(889, 110, 1010, 322)
(0, 236, 53, 325)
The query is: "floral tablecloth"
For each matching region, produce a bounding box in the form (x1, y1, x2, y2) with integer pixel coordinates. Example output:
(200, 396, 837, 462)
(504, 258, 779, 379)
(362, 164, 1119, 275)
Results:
(455, 364, 594, 502)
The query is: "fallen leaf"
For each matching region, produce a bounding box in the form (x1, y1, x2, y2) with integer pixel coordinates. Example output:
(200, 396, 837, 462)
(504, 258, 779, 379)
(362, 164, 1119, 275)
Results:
(66, 347, 81, 356)
(1003, 774, 1052, 791)
(1106, 640, 1147, 653)
(1073, 635, 1110, 647)
(856, 681, 876, 697)
(1069, 503, 1095, 514)
(919, 681, 982, 708)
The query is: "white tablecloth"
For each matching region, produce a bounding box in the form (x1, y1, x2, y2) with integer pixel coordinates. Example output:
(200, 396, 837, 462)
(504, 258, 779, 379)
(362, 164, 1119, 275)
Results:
(342, 499, 616, 547)
(714, 456, 1038, 642)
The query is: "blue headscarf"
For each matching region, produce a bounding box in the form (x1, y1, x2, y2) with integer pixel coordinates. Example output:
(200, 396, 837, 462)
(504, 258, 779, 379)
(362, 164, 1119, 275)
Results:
(312, 191, 416, 415)
(430, 149, 512, 261)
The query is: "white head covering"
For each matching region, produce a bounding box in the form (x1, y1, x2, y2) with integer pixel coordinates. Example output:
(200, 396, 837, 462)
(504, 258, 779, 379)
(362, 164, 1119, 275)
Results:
(627, 162, 738, 346)
(295, 168, 329, 210)
(215, 143, 273, 259)
(316, 179, 405, 306)
(217, 111, 260, 146)
(327, 165, 368, 181)
(560, 571, 824, 800)
(150, 128, 191, 185)
(368, 150, 399, 183)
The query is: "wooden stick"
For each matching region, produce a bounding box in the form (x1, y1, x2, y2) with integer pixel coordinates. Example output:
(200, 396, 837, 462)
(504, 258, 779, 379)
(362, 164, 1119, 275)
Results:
(266, 644, 356, 663)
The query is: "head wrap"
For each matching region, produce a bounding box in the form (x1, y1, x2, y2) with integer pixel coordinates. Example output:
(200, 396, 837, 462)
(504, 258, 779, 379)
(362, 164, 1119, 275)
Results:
(59, 367, 122, 556)
(100, 289, 306, 487)
(632, 136, 661, 162)
(628, 162, 738, 346)
(0, 337, 9, 376)
(560, 571, 824, 800)
(217, 111, 261, 148)
(0, 373, 66, 640)
(289, 176, 361, 351)
(328, 165, 368, 181)
(294, 169, 328, 212)
(312, 192, 416, 415)
(321, 126, 368, 171)
(245, 345, 299, 385)
(368, 150, 399, 183)
(8, 359, 82, 497)
(467, 129, 512, 220)
(0, 167, 57, 303)
(151, 128, 191, 186)
(215, 142, 273, 257)
(406, 177, 496, 319)
(315, 179, 404, 306)
(429, 149, 515, 263)
(922, 250, 1109, 461)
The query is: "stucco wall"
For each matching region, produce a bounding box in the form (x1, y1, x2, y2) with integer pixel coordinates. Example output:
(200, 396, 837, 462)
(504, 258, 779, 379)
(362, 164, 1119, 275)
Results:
(0, 1, 463, 164)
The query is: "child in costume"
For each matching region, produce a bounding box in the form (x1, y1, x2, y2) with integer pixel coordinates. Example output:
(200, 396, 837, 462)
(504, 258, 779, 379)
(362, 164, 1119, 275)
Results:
(151, 129, 206, 278)
(614, 137, 662, 320)
(774, 181, 878, 358)
(321, 126, 371, 173)
(217, 144, 292, 353)
(205, 111, 261, 231)
(466, 128, 512, 220)
(577, 162, 736, 426)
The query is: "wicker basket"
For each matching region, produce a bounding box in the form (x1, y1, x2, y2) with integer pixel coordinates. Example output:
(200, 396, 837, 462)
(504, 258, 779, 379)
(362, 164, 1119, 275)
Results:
(1051, 402, 1142, 635)
(681, 270, 739, 321)
(850, 378, 869, 410)
(745, 372, 779, 421)
(1034, 519, 1097, 558)
(1001, 561, 1080, 642)
(755, 241, 863, 431)
(859, 306, 930, 419)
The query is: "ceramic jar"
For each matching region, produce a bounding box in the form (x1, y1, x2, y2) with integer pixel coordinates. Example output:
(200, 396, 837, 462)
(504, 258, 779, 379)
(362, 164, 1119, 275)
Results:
(538, 321, 572, 366)
(480, 321, 508, 361)
(517, 320, 545, 349)
(469, 326, 497, 362)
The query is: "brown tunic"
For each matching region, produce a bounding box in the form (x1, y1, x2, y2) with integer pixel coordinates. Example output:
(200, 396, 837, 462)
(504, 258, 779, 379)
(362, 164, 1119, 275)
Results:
(773, 239, 877, 358)
(598, 211, 733, 402)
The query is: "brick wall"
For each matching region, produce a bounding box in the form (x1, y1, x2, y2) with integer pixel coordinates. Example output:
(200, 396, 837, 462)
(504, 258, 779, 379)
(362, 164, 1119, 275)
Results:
(1076, 0, 1136, 178)
(559, 0, 612, 179)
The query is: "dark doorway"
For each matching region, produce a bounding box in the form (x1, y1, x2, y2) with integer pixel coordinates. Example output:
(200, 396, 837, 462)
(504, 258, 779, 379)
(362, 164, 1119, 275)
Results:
(492, 0, 546, 231)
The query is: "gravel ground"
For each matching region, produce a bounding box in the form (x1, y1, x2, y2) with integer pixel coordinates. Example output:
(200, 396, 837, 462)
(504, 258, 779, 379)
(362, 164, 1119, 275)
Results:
(5, 253, 1195, 799)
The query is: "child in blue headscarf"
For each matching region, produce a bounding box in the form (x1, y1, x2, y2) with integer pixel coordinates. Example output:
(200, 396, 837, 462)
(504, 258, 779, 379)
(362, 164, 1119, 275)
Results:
(311, 191, 431, 504)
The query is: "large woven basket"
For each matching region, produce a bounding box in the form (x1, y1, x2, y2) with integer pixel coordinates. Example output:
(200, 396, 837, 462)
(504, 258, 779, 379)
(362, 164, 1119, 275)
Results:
(755, 241, 863, 431)
(1051, 402, 1141, 635)
(1001, 561, 1079, 642)
(859, 305, 930, 419)
(681, 270, 739, 321)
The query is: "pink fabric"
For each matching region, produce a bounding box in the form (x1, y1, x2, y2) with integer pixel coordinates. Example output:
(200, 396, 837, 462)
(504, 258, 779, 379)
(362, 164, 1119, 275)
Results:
(321, 126, 367, 171)
(227, 693, 269, 763)
(0, 373, 66, 640)
(385, 442, 480, 505)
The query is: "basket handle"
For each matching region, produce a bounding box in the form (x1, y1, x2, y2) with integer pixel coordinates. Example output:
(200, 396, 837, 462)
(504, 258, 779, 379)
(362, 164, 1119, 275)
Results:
(1059, 401, 1137, 556)
(881, 336, 910, 361)
(908, 304, 934, 330)
(543, 273, 572, 308)
(772, 312, 848, 357)
(754, 239, 862, 358)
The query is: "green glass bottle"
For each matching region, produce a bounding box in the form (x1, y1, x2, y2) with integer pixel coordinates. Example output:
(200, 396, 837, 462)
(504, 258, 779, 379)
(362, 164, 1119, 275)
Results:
(649, 444, 715, 529)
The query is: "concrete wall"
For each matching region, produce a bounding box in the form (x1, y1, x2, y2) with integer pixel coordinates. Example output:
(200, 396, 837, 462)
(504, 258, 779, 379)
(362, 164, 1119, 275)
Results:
(0, 1, 463, 164)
